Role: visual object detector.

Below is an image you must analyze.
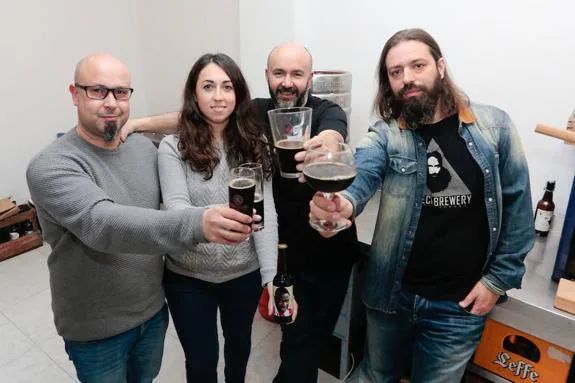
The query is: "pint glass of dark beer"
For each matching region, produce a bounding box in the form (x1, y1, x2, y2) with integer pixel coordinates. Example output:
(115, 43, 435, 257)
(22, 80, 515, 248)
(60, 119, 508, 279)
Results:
(267, 107, 312, 178)
(229, 167, 256, 234)
(240, 162, 264, 231)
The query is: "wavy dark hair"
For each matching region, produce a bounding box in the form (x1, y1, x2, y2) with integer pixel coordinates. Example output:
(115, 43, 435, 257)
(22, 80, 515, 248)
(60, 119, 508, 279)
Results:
(374, 28, 468, 122)
(178, 53, 272, 180)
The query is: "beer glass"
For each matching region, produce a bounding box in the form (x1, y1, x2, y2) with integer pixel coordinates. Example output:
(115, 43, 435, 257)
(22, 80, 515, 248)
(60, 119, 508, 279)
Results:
(229, 167, 256, 237)
(303, 140, 356, 232)
(240, 163, 264, 231)
(267, 107, 312, 178)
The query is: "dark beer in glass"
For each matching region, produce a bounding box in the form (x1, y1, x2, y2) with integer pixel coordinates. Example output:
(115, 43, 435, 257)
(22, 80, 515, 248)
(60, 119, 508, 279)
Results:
(229, 167, 256, 217)
(240, 163, 264, 231)
(267, 107, 312, 178)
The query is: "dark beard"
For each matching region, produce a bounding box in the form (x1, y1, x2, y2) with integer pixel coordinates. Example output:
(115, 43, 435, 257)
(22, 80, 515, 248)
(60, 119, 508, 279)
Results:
(104, 120, 118, 142)
(268, 84, 308, 108)
(427, 169, 452, 193)
(397, 75, 443, 130)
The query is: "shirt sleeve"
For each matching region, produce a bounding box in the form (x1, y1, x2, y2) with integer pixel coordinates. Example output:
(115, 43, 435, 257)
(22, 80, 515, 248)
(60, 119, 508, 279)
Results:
(341, 123, 388, 216)
(481, 112, 535, 293)
(314, 99, 348, 140)
(158, 135, 196, 210)
(26, 153, 206, 255)
(252, 176, 279, 286)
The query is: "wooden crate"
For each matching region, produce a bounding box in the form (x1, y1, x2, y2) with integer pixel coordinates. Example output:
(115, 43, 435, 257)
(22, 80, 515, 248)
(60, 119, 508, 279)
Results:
(0, 204, 43, 262)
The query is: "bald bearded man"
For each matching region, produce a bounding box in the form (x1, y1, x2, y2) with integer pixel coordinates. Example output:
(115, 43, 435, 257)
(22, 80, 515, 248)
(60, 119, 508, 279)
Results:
(121, 43, 360, 382)
(26, 53, 253, 383)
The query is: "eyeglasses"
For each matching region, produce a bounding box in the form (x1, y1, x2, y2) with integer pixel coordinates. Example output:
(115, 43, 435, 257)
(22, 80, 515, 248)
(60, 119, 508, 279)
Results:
(75, 84, 134, 100)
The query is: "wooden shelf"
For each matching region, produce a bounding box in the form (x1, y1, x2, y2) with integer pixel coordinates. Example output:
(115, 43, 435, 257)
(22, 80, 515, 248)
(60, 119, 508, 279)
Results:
(0, 231, 43, 262)
(0, 204, 43, 262)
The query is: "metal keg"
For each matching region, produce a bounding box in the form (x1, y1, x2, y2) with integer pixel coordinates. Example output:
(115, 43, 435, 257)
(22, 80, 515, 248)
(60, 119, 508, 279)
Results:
(311, 71, 352, 141)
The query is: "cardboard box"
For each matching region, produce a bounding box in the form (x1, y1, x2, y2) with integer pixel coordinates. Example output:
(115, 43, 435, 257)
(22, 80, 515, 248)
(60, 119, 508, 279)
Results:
(473, 319, 573, 382)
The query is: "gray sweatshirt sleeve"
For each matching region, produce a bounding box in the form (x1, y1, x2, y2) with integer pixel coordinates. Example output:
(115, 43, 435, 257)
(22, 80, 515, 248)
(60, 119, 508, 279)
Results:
(26, 153, 206, 255)
(252, 177, 278, 286)
(157, 135, 197, 210)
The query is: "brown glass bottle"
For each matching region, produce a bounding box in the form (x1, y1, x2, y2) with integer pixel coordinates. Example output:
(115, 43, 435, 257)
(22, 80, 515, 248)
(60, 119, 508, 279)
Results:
(272, 244, 294, 323)
(534, 181, 555, 237)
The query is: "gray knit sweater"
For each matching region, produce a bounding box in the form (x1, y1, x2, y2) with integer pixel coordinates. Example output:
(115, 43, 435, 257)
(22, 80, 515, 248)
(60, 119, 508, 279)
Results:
(26, 130, 205, 341)
(158, 135, 278, 285)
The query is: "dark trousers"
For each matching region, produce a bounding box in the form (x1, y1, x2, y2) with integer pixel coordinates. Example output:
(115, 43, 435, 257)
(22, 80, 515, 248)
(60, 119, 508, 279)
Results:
(273, 262, 353, 383)
(164, 268, 262, 383)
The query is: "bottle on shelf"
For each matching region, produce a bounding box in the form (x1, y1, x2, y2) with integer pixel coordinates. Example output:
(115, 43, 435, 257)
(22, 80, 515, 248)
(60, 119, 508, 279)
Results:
(534, 181, 556, 237)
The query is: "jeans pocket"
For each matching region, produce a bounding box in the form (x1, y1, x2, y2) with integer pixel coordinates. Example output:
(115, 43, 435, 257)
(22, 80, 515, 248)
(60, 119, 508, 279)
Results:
(457, 302, 486, 318)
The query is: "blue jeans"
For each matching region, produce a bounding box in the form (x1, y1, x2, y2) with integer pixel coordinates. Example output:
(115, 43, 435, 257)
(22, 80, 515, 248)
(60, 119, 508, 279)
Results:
(359, 288, 486, 383)
(64, 304, 169, 383)
(164, 268, 262, 383)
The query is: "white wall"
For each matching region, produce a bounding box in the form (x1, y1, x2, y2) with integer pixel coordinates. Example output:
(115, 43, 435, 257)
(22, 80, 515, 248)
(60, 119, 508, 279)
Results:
(3, 1, 574, 214)
(137, 0, 240, 115)
(1, 1, 240, 204)
(240, 0, 575, 214)
(0, 0, 149, 203)
(238, 0, 296, 99)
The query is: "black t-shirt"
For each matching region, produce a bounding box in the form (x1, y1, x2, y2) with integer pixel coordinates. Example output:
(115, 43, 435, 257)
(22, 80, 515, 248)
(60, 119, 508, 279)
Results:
(403, 114, 489, 301)
(252, 96, 359, 271)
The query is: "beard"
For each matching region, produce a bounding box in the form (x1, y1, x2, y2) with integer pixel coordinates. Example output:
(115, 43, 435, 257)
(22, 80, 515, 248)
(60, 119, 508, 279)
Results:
(396, 74, 443, 130)
(269, 84, 309, 108)
(427, 168, 452, 193)
(103, 120, 118, 142)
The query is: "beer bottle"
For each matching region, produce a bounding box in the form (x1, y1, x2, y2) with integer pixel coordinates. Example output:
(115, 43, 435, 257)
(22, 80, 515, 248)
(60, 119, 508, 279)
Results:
(534, 181, 555, 237)
(273, 244, 294, 323)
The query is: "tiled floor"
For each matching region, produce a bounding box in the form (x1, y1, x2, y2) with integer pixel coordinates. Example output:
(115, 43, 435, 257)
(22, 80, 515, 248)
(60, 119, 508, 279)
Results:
(0, 244, 342, 382)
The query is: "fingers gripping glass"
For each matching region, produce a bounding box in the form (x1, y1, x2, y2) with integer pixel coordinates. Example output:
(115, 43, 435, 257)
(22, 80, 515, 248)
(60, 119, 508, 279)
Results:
(239, 163, 264, 231)
(75, 84, 134, 100)
(303, 140, 356, 233)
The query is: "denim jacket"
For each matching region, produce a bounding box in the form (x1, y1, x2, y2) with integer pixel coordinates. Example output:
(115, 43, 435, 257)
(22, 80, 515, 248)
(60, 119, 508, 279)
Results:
(342, 102, 535, 312)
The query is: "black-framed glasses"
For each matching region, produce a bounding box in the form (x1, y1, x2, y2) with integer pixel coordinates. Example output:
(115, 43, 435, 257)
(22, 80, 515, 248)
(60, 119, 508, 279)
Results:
(75, 84, 134, 100)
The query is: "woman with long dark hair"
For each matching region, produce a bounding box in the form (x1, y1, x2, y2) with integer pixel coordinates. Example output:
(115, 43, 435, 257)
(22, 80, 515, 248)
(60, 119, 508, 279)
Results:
(158, 53, 277, 383)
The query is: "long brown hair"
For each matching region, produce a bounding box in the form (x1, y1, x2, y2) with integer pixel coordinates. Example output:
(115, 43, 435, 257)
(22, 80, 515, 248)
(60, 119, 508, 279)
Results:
(374, 28, 468, 122)
(178, 53, 272, 180)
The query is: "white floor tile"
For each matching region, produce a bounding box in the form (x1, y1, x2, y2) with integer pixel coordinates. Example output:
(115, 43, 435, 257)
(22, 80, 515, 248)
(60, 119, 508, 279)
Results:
(0, 246, 50, 312)
(245, 326, 282, 383)
(3, 289, 57, 344)
(156, 332, 186, 383)
(1, 347, 75, 383)
(38, 333, 78, 381)
(0, 312, 35, 368)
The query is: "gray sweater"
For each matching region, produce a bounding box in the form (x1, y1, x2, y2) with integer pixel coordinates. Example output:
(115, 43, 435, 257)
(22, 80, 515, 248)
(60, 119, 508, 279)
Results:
(158, 135, 278, 285)
(26, 130, 205, 341)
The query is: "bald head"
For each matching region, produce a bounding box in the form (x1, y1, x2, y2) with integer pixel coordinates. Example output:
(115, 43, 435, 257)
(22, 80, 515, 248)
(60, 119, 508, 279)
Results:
(266, 42, 313, 108)
(70, 53, 132, 148)
(267, 42, 313, 72)
(74, 53, 131, 85)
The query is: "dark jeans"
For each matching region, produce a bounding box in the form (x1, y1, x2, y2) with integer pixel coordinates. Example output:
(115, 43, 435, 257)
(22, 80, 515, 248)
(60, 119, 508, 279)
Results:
(64, 304, 169, 383)
(273, 262, 353, 383)
(164, 268, 262, 383)
(359, 287, 486, 383)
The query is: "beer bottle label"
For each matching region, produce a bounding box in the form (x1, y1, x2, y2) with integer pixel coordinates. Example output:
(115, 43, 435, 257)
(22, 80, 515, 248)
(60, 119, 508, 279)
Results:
(272, 285, 293, 318)
(535, 209, 553, 231)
